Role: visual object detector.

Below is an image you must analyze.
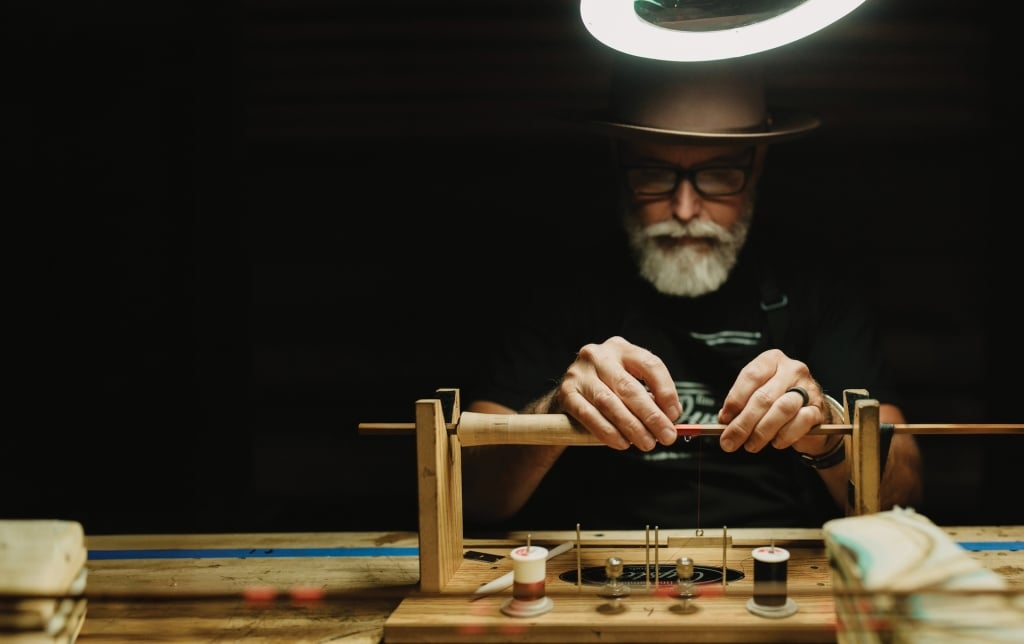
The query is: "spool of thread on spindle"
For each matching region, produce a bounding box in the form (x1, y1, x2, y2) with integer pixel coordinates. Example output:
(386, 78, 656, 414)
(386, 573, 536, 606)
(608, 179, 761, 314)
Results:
(746, 545, 798, 618)
(500, 544, 554, 617)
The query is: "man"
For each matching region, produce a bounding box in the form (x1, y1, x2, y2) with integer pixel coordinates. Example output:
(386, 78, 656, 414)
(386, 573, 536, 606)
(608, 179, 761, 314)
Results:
(461, 58, 923, 531)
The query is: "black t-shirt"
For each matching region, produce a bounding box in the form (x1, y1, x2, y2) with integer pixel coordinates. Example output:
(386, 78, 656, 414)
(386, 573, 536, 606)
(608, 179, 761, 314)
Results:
(465, 230, 897, 531)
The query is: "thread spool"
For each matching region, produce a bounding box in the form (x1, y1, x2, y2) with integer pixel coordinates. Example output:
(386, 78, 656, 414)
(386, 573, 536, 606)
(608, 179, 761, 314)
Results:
(746, 545, 798, 618)
(500, 544, 554, 617)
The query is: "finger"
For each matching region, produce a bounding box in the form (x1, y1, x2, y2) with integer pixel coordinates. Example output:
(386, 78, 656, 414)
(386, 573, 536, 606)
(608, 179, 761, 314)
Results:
(559, 344, 666, 451)
(618, 341, 681, 425)
(784, 386, 810, 407)
(773, 411, 826, 450)
(739, 385, 829, 452)
(722, 380, 816, 454)
(787, 408, 834, 453)
(773, 385, 833, 450)
(556, 348, 634, 450)
(559, 387, 632, 450)
(746, 387, 810, 451)
(718, 349, 784, 424)
(587, 339, 679, 447)
(589, 369, 664, 451)
(719, 384, 776, 452)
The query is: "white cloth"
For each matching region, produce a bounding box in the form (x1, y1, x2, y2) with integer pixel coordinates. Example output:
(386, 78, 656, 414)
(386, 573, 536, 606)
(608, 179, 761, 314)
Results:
(823, 507, 1024, 643)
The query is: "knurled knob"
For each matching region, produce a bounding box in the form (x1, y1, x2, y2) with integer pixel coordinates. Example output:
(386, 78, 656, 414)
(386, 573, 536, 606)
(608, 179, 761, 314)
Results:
(605, 556, 624, 580)
(675, 556, 694, 580)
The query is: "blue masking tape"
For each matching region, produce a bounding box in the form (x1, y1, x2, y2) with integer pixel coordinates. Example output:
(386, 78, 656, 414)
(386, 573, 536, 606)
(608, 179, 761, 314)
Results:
(957, 541, 1024, 551)
(87, 542, 1023, 561)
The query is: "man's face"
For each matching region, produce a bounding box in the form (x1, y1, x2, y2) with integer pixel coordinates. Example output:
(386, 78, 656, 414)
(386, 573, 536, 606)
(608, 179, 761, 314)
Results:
(618, 140, 763, 297)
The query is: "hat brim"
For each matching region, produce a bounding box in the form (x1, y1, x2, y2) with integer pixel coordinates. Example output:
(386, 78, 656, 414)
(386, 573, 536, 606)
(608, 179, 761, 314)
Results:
(585, 108, 821, 144)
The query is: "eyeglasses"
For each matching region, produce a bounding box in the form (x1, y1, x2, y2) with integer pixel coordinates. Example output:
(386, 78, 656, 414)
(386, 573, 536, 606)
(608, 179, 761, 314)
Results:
(623, 163, 752, 198)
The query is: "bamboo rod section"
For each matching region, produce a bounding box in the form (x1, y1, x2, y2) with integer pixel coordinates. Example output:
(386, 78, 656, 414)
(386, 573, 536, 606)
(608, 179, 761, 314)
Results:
(359, 412, 1024, 446)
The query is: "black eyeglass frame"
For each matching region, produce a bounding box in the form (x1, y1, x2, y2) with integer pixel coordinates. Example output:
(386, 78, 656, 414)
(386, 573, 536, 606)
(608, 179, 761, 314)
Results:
(621, 158, 755, 199)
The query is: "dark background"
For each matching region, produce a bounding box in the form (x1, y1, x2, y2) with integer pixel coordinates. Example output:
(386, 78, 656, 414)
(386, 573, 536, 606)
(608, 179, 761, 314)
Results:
(8, 1, 1020, 534)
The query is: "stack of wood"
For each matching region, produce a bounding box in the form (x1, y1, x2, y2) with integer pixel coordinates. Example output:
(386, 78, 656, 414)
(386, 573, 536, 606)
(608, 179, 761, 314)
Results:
(0, 520, 87, 644)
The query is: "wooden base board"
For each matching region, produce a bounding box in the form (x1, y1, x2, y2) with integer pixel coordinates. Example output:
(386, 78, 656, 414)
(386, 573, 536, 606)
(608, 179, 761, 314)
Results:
(384, 545, 838, 643)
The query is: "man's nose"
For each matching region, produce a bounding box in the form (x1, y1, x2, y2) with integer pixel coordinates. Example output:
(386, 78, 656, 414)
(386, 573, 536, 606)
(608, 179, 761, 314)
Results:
(670, 179, 701, 222)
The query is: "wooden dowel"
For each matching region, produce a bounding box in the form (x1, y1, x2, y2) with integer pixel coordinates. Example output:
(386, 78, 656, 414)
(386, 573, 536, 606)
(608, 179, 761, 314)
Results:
(357, 422, 417, 434)
(358, 414, 1024, 445)
(888, 424, 1024, 435)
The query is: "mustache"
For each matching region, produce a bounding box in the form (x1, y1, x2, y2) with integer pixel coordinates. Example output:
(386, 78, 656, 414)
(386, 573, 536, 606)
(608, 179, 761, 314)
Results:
(642, 218, 734, 243)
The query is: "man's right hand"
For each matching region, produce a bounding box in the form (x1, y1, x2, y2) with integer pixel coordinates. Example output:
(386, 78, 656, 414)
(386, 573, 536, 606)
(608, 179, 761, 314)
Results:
(547, 335, 681, 451)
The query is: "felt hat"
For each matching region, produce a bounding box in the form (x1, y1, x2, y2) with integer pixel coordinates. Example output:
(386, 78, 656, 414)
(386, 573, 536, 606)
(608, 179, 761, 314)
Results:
(587, 58, 820, 144)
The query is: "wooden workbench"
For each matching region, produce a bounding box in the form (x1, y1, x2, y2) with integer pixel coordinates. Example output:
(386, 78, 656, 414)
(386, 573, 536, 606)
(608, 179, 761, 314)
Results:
(74, 526, 1023, 643)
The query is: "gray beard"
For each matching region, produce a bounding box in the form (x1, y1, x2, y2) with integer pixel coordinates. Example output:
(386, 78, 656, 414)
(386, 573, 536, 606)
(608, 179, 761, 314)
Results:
(625, 201, 754, 297)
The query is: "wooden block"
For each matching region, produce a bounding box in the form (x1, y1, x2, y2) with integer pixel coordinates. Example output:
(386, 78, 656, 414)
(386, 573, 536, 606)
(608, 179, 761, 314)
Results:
(415, 398, 463, 593)
(851, 400, 881, 516)
(385, 544, 838, 642)
(665, 535, 732, 549)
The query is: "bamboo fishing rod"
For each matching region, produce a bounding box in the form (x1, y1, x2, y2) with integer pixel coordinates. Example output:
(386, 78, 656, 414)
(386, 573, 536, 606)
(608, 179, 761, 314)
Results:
(358, 412, 1024, 447)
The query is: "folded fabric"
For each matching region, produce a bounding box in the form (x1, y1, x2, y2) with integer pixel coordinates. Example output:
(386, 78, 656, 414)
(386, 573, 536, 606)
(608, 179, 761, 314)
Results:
(0, 520, 87, 643)
(0, 598, 86, 643)
(0, 520, 87, 595)
(0, 568, 87, 632)
(823, 507, 1024, 643)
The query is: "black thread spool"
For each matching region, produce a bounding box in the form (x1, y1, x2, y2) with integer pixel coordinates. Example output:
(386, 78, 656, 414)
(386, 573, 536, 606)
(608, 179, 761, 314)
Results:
(746, 546, 798, 618)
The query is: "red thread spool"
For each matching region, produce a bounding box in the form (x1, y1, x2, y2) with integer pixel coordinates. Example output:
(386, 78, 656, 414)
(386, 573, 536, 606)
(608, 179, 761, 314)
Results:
(500, 544, 554, 617)
(511, 545, 547, 601)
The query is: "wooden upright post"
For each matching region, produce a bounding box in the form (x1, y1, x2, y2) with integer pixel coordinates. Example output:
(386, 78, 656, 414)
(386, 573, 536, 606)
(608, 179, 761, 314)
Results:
(850, 399, 881, 516)
(842, 389, 881, 516)
(414, 390, 463, 593)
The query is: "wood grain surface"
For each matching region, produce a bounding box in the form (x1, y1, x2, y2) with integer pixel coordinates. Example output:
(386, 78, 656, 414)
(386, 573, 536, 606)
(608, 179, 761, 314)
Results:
(68, 528, 1024, 643)
(386, 544, 837, 643)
